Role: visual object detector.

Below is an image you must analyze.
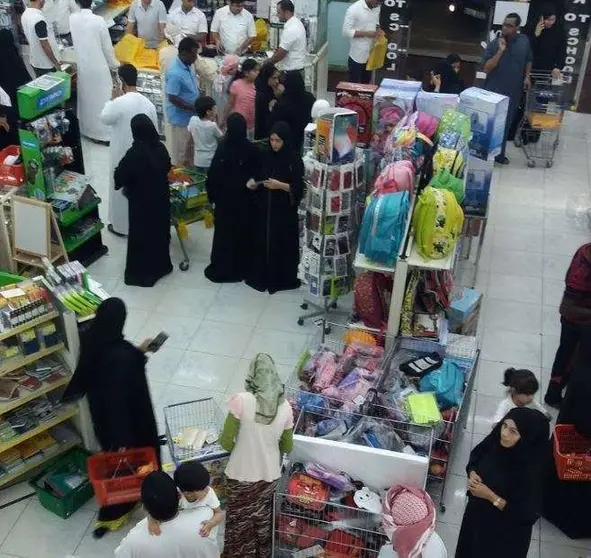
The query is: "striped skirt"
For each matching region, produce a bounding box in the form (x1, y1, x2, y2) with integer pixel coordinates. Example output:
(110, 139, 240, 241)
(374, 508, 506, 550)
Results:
(222, 478, 278, 558)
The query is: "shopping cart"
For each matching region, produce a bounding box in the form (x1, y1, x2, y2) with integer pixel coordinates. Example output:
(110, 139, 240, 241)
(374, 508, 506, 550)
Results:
(514, 72, 567, 168)
(169, 167, 213, 271)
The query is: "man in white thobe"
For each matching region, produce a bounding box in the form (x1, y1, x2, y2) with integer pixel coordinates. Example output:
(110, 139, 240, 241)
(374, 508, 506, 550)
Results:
(70, 0, 119, 142)
(100, 63, 158, 237)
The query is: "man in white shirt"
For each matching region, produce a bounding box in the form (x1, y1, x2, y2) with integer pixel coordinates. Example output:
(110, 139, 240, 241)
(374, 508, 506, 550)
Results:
(21, 0, 61, 77)
(268, 0, 307, 74)
(342, 0, 382, 84)
(43, 0, 79, 38)
(211, 0, 256, 55)
(126, 0, 167, 49)
(115, 471, 220, 558)
(167, 0, 207, 46)
(100, 63, 158, 236)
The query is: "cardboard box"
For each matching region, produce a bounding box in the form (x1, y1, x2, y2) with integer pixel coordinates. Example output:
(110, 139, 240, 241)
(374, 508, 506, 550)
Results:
(463, 155, 494, 216)
(336, 82, 378, 148)
(380, 78, 422, 92)
(459, 87, 509, 160)
(446, 287, 482, 336)
(315, 108, 358, 165)
(17, 72, 71, 120)
(416, 90, 459, 119)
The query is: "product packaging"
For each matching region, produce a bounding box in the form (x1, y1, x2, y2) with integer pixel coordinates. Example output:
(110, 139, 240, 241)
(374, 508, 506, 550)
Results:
(335, 82, 378, 148)
(416, 90, 459, 120)
(446, 287, 482, 335)
(458, 87, 509, 160)
(463, 154, 494, 216)
(315, 108, 358, 165)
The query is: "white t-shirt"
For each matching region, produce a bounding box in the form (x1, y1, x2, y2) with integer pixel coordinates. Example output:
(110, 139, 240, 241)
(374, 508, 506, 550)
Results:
(210, 5, 256, 55)
(492, 395, 549, 425)
(167, 7, 208, 40)
(342, 0, 381, 64)
(114, 508, 220, 558)
(180, 486, 221, 540)
(187, 116, 223, 168)
(278, 16, 307, 71)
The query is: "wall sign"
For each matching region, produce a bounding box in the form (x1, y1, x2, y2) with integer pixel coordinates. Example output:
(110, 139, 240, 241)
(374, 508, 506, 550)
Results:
(562, 0, 591, 88)
(379, 0, 411, 75)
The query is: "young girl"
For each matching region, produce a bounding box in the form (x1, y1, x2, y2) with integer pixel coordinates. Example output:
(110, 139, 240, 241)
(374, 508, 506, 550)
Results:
(493, 368, 549, 425)
(227, 58, 260, 138)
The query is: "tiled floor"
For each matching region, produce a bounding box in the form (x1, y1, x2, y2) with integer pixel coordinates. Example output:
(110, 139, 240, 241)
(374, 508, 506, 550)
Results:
(1, 112, 591, 557)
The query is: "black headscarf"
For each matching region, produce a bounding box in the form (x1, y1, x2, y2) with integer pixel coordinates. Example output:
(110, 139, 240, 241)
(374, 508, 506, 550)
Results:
(432, 58, 465, 94)
(268, 121, 292, 163)
(0, 29, 31, 107)
(224, 112, 248, 148)
(256, 63, 277, 99)
(131, 113, 160, 144)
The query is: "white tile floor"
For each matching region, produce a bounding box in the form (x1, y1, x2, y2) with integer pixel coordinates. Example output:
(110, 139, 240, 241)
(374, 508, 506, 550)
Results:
(1, 112, 591, 557)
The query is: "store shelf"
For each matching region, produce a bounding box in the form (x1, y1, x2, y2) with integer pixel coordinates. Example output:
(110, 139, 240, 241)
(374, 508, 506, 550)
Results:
(0, 375, 71, 416)
(405, 238, 459, 271)
(0, 311, 59, 343)
(58, 198, 101, 228)
(63, 222, 104, 253)
(0, 406, 78, 454)
(353, 250, 397, 274)
(347, 321, 381, 334)
(0, 343, 64, 377)
(0, 438, 80, 488)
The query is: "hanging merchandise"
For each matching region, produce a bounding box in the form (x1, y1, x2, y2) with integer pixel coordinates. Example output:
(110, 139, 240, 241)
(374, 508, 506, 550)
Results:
(428, 168, 465, 203)
(366, 35, 388, 71)
(373, 161, 415, 194)
(353, 272, 393, 330)
(412, 186, 464, 260)
(436, 107, 472, 143)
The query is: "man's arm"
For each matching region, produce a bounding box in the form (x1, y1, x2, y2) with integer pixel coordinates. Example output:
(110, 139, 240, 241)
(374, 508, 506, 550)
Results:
(125, 5, 136, 36)
(483, 38, 505, 74)
(157, 2, 167, 42)
(167, 74, 194, 111)
(268, 47, 287, 65)
(342, 7, 377, 39)
(237, 14, 257, 54)
(35, 21, 60, 70)
(237, 35, 254, 55)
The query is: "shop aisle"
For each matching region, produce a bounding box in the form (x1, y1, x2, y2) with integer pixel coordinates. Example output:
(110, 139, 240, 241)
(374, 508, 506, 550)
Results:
(0, 113, 590, 558)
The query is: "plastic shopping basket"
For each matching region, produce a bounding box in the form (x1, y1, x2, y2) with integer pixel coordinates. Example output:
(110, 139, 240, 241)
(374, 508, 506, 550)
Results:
(87, 447, 158, 506)
(553, 424, 591, 481)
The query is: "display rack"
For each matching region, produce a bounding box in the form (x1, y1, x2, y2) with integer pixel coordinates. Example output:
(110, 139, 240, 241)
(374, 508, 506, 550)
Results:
(137, 69, 165, 137)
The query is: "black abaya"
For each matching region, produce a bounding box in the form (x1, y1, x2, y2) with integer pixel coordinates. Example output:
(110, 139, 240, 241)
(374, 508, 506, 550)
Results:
(456, 408, 550, 558)
(205, 113, 259, 283)
(246, 122, 304, 294)
(114, 115, 172, 287)
(254, 65, 278, 141)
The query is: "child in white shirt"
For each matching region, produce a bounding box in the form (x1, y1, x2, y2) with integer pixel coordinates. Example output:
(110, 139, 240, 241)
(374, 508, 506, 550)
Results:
(493, 367, 550, 425)
(148, 461, 223, 540)
(187, 96, 223, 171)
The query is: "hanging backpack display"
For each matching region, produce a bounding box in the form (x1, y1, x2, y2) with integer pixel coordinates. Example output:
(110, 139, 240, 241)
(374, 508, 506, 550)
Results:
(353, 272, 393, 329)
(437, 108, 472, 142)
(432, 146, 465, 177)
(412, 186, 464, 260)
(429, 168, 465, 203)
(373, 160, 415, 194)
(359, 191, 410, 266)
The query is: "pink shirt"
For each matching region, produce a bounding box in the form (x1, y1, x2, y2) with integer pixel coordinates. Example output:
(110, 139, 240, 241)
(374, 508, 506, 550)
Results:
(229, 78, 256, 130)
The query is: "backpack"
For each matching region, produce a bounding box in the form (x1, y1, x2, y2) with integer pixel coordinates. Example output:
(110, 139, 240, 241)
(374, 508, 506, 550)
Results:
(412, 186, 464, 260)
(359, 191, 410, 266)
(398, 111, 440, 138)
(429, 167, 465, 203)
(419, 359, 465, 408)
(353, 272, 393, 329)
(437, 108, 471, 142)
(433, 147, 465, 177)
(373, 161, 415, 194)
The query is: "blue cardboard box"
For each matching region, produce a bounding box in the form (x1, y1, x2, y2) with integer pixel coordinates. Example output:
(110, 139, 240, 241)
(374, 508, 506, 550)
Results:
(463, 155, 494, 216)
(446, 287, 482, 336)
(459, 87, 509, 160)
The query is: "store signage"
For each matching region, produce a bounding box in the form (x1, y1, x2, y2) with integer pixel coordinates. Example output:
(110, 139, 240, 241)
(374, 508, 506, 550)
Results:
(379, 0, 411, 74)
(561, 0, 591, 87)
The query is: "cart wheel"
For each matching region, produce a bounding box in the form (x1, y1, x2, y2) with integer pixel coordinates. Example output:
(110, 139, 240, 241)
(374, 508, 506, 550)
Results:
(300, 303, 308, 310)
(514, 137, 523, 148)
(297, 318, 304, 326)
(324, 326, 332, 335)
(527, 160, 536, 168)
(330, 301, 338, 310)
(546, 161, 553, 168)
(440, 503, 446, 513)
(179, 261, 189, 271)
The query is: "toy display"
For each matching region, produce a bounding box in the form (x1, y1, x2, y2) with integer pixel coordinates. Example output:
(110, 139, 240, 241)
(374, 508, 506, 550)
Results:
(336, 82, 378, 148)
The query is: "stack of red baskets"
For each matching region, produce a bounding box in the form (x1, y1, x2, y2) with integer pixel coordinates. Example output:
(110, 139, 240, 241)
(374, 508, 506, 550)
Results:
(553, 424, 591, 481)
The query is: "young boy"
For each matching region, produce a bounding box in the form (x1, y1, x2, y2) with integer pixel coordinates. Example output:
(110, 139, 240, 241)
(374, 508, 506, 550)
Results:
(148, 461, 223, 540)
(187, 96, 223, 171)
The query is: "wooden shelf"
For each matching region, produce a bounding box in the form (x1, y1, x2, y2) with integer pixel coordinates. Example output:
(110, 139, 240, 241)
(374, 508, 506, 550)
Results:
(0, 438, 80, 488)
(0, 375, 71, 416)
(0, 343, 65, 378)
(0, 406, 78, 454)
(0, 311, 59, 343)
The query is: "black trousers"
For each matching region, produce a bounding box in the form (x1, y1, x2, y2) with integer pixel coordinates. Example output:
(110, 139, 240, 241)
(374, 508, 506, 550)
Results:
(32, 67, 52, 78)
(549, 317, 590, 390)
(348, 57, 371, 84)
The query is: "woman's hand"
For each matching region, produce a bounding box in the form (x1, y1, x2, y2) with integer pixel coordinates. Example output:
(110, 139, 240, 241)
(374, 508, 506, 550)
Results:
(0, 116, 10, 132)
(264, 178, 289, 192)
(469, 480, 495, 501)
(468, 470, 482, 485)
(246, 178, 258, 190)
(430, 72, 441, 93)
(535, 16, 544, 37)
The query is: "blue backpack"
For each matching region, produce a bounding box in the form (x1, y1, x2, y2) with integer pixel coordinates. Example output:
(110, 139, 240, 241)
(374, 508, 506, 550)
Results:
(359, 191, 410, 267)
(419, 359, 465, 409)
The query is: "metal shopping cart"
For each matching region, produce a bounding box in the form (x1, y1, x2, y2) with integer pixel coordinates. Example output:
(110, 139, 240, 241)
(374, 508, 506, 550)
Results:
(169, 167, 213, 271)
(514, 72, 567, 168)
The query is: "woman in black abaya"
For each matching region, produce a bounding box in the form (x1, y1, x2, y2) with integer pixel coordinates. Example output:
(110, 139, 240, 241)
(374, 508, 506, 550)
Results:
(0, 30, 31, 149)
(62, 298, 160, 539)
(246, 121, 303, 294)
(114, 114, 172, 287)
(254, 63, 280, 140)
(204, 113, 259, 283)
(456, 407, 550, 558)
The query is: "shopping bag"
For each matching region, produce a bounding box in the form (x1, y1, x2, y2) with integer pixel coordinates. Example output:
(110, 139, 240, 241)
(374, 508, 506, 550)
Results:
(366, 35, 387, 71)
(114, 34, 145, 64)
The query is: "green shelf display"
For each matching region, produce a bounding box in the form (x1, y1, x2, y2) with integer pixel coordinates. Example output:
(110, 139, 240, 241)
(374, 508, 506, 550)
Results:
(58, 198, 101, 228)
(17, 72, 71, 120)
(63, 222, 104, 253)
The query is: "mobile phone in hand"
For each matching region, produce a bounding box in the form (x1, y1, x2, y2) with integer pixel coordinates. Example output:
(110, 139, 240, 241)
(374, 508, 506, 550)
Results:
(147, 331, 169, 353)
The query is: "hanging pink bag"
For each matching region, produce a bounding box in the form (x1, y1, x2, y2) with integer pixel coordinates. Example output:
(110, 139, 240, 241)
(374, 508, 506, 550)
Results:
(373, 160, 415, 194)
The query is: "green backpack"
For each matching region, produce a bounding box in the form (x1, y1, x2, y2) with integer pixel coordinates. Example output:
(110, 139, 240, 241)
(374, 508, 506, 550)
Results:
(412, 186, 464, 260)
(429, 168, 465, 203)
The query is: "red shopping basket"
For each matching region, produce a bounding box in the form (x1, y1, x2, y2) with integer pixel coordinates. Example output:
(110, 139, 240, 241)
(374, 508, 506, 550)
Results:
(553, 424, 591, 481)
(87, 448, 158, 506)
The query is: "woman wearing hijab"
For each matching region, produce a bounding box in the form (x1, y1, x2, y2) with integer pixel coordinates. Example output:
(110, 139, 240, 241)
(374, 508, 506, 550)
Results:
(114, 114, 173, 287)
(455, 407, 550, 557)
(254, 63, 280, 140)
(528, 4, 566, 77)
(220, 353, 294, 558)
(429, 53, 465, 94)
(245, 121, 304, 294)
(62, 298, 160, 539)
(204, 113, 259, 283)
(268, 72, 315, 152)
(0, 30, 32, 149)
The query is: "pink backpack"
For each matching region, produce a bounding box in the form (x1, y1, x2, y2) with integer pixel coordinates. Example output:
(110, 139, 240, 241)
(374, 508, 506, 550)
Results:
(373, 160, 415, 194)
(398, 111, 439, 139)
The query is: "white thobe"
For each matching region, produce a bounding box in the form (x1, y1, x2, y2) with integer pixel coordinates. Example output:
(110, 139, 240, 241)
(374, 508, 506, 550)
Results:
(70, 9, 119, 142)
(100, 92, 158, 235)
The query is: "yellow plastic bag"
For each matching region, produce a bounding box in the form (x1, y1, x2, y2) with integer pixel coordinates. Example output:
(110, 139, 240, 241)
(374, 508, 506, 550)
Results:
(250, 18, 268, 53)
(133, 48, 160, 70)
(114, 34, 145, 63)
(366, 35, 387, 71)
